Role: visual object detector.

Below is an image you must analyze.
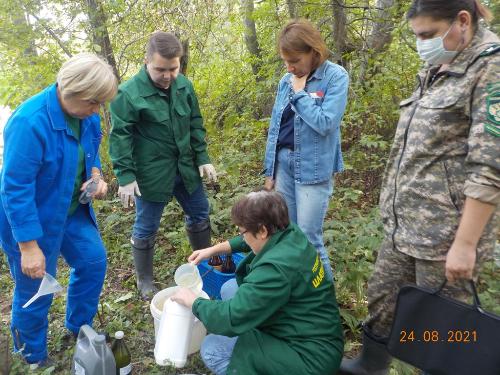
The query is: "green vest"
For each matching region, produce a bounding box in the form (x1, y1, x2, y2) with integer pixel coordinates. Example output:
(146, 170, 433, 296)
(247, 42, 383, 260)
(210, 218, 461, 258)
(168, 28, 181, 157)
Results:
(109, 66, 210, 202)
(193, 224, 344, 375)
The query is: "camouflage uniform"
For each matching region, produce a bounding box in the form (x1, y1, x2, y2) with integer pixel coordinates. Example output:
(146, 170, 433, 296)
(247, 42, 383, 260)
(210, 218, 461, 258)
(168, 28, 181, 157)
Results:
(366, 27, 500, 337)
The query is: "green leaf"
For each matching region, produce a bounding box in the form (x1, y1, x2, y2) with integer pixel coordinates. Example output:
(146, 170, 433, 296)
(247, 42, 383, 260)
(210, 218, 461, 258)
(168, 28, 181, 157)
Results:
(114, 292, 134, 303)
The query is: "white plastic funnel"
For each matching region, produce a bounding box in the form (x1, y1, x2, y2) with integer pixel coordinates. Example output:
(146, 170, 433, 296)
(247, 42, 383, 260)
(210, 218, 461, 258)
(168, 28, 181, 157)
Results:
(22, 273, 64, 308)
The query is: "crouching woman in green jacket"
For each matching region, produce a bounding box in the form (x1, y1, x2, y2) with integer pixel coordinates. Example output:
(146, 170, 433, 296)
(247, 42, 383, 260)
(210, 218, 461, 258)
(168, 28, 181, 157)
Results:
(171, 190, 343, 375)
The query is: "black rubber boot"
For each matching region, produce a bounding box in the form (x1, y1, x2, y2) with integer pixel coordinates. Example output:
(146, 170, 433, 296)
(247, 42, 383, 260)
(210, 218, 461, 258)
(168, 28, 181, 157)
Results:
(186, 219, 211, 250)
(131, 235, 158, 299)
(338, 328, 391, 375)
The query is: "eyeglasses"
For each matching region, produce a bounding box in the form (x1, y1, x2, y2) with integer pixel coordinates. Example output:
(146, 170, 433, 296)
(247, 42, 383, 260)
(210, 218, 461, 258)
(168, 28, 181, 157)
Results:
(238, 229, 248, 237)
(84, 99, 104, 106)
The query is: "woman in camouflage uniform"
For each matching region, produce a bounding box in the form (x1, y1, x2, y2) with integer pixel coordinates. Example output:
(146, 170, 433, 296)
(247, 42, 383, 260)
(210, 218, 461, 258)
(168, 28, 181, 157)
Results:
(339, 1, 499, 374)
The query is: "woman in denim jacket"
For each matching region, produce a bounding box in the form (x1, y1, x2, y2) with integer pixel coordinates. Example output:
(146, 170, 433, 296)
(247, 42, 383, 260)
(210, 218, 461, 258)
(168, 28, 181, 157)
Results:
(264, 19, 349, 280)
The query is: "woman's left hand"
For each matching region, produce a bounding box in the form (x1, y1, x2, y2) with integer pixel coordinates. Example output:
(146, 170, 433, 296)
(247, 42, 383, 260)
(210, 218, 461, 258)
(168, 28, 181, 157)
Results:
(445, 239, 476, 283)
(81, 175, 108, 200)
(171, 287, 198, 309)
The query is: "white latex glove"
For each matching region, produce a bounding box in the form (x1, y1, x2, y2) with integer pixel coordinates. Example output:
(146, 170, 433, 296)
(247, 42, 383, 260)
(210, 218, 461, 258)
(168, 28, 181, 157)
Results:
(198, 164, 217, 182)
(118, 181, 141, 208)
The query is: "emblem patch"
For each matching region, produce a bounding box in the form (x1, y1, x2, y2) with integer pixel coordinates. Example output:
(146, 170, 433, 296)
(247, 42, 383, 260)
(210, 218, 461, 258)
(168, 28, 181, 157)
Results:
(485, 83, 500, 137)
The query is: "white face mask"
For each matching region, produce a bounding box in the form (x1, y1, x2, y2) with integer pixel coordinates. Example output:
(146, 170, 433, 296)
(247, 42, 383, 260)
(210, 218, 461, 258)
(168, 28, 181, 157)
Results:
(416, 23, 459, 65)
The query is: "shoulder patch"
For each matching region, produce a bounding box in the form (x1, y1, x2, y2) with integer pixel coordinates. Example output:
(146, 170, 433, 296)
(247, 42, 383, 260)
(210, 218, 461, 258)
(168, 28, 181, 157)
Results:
(486, 82, 500, 137)
(479, 44, 500, 57)
(485, 122, 499, 137)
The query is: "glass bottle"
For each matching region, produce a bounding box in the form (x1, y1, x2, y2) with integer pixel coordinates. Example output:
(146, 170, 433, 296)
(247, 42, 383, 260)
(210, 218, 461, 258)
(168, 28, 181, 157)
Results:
(208, 254, 223, 271)
(221, 254, 236, 274)
(111, 331, 131, 375)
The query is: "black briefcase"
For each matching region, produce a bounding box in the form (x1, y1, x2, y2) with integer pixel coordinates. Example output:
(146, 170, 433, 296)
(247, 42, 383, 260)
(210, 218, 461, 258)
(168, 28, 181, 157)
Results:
(387, 281, 500, 375)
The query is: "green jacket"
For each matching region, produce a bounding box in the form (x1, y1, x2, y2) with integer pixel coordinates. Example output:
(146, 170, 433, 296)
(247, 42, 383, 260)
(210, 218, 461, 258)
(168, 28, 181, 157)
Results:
(193, 224, 344, 375)
(109, 66, 210, 202)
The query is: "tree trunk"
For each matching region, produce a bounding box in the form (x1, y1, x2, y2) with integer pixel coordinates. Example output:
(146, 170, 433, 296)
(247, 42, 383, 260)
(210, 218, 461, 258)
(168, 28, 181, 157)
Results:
(174, 34, 189, 76)
(0, 333, 11, 375)
(358, 0, 403, 84)
(241, 0, 262, 79)
(286, 0, 298, 19)
(85, 0, 120, 82)
(13, 11, 38, 58)
(331, 0, 348, 63)
(367, 0, 397, 52)
(181, 39, 189, 75)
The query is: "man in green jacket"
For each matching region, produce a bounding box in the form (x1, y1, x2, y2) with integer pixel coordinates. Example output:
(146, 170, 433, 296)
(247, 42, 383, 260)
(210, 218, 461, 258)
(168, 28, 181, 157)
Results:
(109, 32, 217, 298)
(172, 191, 344, 375)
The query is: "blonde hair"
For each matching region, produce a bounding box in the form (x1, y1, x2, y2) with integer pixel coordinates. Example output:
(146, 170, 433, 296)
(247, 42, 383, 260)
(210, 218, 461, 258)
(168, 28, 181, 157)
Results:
(57, 53, 118, 103)
(278, 19, 330, 70)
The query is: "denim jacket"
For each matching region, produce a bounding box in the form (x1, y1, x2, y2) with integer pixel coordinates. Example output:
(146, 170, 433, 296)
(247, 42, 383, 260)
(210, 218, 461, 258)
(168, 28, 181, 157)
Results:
(0, 84, 102, 254)
(264, 60, 349, 184)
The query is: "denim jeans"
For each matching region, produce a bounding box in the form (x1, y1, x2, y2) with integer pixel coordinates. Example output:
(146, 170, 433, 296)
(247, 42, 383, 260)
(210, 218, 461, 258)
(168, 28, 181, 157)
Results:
(6, 204, 107, 363)
(275, 148, 334, 281)
(200, 279, 239, 375)
(132, 175, 210, 239)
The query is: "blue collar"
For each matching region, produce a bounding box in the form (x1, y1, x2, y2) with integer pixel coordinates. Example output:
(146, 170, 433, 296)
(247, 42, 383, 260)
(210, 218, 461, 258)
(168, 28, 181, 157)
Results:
(45, 84, 94, 133)
(308, 60, 328, 81)
(46, 84, 67, 130)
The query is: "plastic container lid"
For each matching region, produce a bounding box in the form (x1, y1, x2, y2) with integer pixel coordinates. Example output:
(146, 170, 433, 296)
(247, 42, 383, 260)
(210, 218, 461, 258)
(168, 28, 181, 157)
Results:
(115, 331, 124, 339)
(93, 335, 106, 345)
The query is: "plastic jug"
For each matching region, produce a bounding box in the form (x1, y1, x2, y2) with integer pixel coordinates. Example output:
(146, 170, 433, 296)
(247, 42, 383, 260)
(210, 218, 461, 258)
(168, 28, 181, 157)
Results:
(23, 272, 64, 309)
(72, 325, 116, 375)
(154, 298, 194, 368)
(174, 263, 202, 293)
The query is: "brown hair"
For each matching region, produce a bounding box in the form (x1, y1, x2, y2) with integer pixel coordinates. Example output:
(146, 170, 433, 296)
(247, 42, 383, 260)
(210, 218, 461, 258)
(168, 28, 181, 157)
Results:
(407, 0, 493, 25)
(231, 190, 290, 236)
(278, 19, 330, 70)
(146, 31, 183, 60)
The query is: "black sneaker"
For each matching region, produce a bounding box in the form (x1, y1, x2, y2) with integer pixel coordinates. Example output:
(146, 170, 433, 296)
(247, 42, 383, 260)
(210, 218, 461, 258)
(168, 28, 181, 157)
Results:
(61, 330, 78, 347)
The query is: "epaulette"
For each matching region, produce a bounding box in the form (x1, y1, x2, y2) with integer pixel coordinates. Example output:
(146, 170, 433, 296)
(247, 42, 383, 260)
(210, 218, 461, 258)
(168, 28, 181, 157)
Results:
(478, 44, 500, 57)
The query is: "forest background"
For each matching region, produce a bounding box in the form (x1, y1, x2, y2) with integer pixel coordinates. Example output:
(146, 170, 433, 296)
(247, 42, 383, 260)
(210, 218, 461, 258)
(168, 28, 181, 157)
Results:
(0, 0, 499, 374)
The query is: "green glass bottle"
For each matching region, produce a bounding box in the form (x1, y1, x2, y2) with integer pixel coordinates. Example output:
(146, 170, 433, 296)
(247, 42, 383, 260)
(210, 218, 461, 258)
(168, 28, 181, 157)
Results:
(111, 331, 131, 375)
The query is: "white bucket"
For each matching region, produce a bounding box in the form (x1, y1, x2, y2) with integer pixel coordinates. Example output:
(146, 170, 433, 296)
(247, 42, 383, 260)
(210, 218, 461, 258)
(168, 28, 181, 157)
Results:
(150, 286, 208, 354)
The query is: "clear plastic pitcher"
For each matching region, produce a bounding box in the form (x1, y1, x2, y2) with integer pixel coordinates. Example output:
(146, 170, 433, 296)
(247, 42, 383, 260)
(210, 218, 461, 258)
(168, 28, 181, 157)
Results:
(174, 263, 202, 292)
(23, 272, 64, 309)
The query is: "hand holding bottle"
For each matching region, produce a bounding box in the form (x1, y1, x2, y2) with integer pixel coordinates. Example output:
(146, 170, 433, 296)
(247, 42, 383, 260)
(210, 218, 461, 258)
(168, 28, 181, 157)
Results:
(188, 240, 232, 265)
(79, 174, 108, 203)
(188, 247, 215, 265)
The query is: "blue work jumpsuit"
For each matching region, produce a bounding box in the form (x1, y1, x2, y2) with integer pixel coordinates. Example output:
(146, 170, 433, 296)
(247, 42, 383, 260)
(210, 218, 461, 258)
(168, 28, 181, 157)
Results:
(0, 84, 107, 363)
